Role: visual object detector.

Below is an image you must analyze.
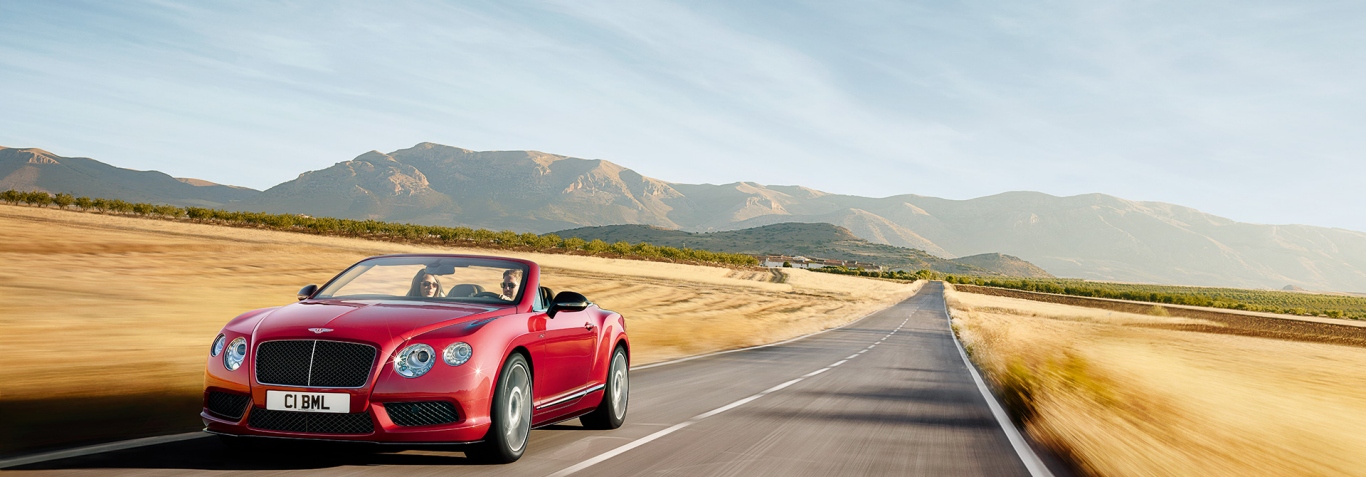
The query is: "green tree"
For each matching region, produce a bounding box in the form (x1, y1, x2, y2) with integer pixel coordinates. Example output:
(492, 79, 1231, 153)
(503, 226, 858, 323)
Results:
(26, 191, 51, 207)
(1, 189, 19, 205)
(494, 230, 519, 246)
(632, 242, 659, 257)
(585, 239, 609, 253)
(540, 234, 564, 249)
(563, 237, 587, 250)
(152, 204, 185, 217)
(52, 193, 75, 209)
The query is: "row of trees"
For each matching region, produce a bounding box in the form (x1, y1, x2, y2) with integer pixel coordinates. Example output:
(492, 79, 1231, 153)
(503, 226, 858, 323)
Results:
(1, 189, 759, 267)
(809, 266, 941, 281)
(804, 257, 1365, 321)
(944, 275, 1366, 320)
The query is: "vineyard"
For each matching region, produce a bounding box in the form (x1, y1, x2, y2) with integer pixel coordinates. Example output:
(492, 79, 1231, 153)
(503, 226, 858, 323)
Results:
(0, 190, 759, 267)
(944, 275, 1366, 320)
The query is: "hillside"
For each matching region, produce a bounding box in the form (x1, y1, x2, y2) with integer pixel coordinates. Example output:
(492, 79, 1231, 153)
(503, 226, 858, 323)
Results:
(237, 143, 683, 232)
(231, 143, 1366, 291)
(0, 147, 258, 207)
(554, 223, 1053, 277)
(11, 142, 1366, 291)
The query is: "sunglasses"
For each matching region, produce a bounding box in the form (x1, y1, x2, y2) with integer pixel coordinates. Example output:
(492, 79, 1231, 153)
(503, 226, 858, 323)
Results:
(421, 282, 439, 288)
(501, 282, 517, 289)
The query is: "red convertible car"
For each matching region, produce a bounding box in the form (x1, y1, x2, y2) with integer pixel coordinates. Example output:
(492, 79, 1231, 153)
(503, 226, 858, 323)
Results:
(201, 254, 629, 463)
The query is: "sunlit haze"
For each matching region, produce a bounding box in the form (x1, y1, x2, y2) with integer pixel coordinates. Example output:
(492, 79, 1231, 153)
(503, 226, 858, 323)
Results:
(2, 1, 1364, 230)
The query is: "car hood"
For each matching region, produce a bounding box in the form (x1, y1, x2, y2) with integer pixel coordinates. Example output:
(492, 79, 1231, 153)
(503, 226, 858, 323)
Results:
(252, 299, 507, 345)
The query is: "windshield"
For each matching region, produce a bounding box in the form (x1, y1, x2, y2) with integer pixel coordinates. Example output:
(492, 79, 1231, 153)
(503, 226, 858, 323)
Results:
(315, 256, 529, 304)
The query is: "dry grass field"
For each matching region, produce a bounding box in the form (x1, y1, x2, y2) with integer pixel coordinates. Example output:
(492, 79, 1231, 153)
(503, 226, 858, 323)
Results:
(0, 206, 919, 454)
(946, 287, 1366, 477)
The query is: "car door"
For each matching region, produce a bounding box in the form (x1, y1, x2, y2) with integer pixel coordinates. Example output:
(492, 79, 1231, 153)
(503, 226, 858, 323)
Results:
(538, 307, 597, 405)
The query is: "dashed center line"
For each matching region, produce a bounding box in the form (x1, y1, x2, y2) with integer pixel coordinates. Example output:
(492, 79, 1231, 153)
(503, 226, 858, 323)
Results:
(803, 367, 830, 377)
(549, 322, 913, 476)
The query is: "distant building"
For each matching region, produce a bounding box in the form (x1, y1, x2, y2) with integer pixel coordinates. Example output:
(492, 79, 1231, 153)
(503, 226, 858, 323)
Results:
(759, 255, 787, 267)
(758, 255, 880, 271)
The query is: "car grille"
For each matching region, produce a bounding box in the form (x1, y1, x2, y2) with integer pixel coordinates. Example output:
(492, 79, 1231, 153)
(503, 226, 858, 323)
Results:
(384, 401, 460, 427)
(247, 408, 375, 435)
(205, 391, 251, 421)
(255, 340, 377, 388)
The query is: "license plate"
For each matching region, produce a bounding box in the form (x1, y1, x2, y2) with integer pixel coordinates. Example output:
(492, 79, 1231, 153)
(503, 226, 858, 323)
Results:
(266, 390, 350, 413)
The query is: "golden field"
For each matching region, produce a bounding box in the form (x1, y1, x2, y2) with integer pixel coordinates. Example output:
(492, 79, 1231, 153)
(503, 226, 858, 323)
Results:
(0, 206, 919, 453)
(946, 286, 1366, 476)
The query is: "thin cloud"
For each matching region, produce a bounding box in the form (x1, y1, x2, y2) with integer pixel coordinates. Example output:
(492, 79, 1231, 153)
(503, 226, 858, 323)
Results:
(0, 0, 1362, 230)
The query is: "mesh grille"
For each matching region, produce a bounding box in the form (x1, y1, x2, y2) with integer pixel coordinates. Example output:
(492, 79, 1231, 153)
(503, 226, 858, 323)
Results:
(205, 391, 251, 421)
(255, 341, 313, 386)
(310, 341, 377, 387)
(384, 401, 459, 427)
(247, 408, 375, 435)
(255, 340, 376, 388)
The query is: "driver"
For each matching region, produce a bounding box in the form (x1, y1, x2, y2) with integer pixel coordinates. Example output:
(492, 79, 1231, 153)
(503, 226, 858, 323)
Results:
(498, 269, 521, 301)
(408, 270, 444, 298)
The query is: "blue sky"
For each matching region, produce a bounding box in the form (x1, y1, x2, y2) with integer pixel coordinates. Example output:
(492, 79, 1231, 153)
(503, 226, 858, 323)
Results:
(2, 1, 1364, 231)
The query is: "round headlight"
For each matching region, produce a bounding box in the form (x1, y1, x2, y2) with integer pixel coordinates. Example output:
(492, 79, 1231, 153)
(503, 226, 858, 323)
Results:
(395, 344, 436, 378)
(224, 337, 247, 371)
(444, 342, 473, 366)
(210, 334, 226, 357)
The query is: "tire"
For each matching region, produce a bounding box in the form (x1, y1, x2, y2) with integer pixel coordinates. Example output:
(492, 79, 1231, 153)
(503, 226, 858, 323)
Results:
(468, 353, 532, 464)
(581, 346, 628, 430)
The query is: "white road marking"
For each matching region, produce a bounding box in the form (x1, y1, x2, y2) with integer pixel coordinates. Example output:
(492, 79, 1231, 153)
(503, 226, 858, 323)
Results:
(0, 432, 207, 469)
(632, 303, 900, 371)
(858, 350, 868, 354)
(550, 332, 886, 477)
(691, 394, 766, 421)
(845, 354, 859, 359)
(545, 421, 695, 477)
(762, 378, 804, 394)
(942, 286, 1055, 477)
(551, 362, 849, 476)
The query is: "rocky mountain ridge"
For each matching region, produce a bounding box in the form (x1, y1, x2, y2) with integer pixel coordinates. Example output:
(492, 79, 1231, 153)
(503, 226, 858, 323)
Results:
(6, 143, 1365, 292)
(0, 146, 258, 207)
(553, 222, 1053, 277)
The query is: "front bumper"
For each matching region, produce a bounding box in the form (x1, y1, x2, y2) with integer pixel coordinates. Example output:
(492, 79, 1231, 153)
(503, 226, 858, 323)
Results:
(202, 397, 492, 444)
(203, 365, 495, 444)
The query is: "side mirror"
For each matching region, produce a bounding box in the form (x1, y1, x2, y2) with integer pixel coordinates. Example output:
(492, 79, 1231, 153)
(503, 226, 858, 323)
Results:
(548, 291, 590, 318)
(297, 284, 318, 301)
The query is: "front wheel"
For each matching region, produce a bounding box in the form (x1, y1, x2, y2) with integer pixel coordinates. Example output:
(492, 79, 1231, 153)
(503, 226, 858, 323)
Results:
(581, 346, 628, 429)
(467, 353, 532, 464)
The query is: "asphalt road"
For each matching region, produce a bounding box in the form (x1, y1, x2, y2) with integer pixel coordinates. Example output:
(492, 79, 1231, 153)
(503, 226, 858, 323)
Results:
(8, 282, 1040, 476)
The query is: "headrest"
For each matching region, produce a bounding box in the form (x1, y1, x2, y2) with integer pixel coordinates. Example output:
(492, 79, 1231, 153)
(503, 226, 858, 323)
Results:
(448, 284, 484, 297)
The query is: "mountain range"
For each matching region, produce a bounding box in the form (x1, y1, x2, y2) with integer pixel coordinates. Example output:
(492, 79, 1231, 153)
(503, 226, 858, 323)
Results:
(0, 147, 257, 207)
(5, 142, 1365, 292)
(554, 223, 1053, 277)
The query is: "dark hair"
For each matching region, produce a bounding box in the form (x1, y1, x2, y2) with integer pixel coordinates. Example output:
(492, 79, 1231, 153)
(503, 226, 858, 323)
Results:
(407, 270, 445, 297)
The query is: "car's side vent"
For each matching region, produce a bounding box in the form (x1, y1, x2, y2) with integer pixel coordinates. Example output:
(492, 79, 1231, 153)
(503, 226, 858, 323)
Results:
(205, 391, 251, 421)
(384, 401, 460, 427)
